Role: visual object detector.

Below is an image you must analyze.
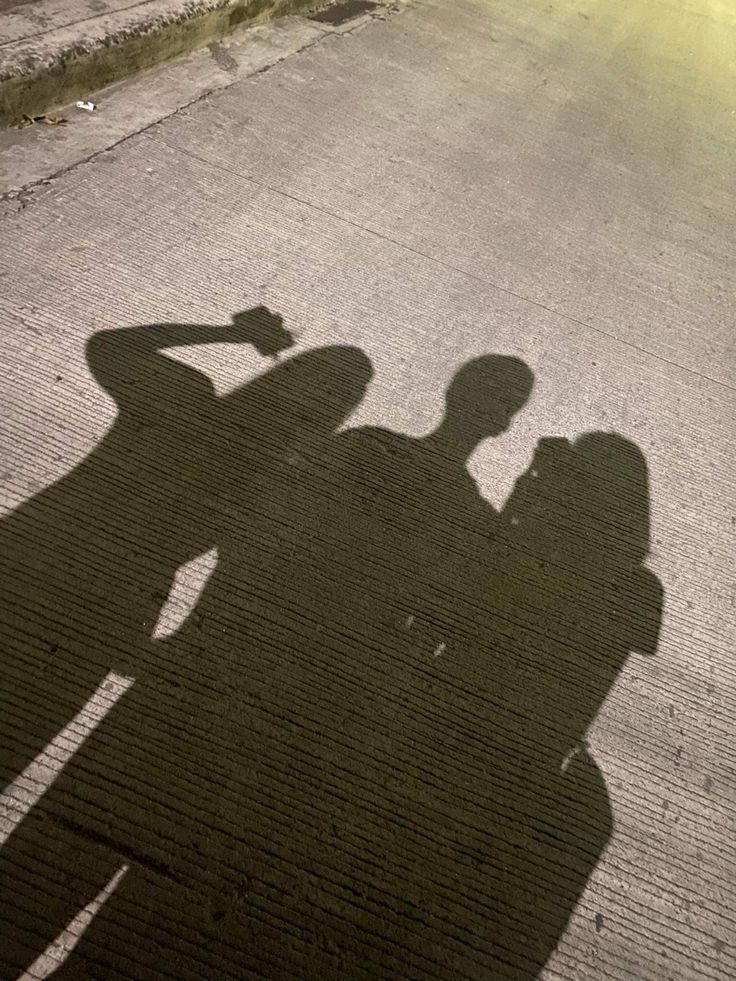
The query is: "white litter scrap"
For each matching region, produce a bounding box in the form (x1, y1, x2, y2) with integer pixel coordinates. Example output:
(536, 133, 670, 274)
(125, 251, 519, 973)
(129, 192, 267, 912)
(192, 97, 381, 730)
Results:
(76, 101, 96, 112)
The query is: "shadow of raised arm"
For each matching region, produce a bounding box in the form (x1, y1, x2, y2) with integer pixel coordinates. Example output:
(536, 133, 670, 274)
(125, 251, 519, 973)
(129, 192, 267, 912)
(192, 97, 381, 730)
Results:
(85, 306, 292, 411)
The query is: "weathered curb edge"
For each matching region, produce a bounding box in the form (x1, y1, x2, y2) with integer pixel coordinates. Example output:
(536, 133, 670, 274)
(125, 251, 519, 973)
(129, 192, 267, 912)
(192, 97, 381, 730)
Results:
(0, 0, 326, 126)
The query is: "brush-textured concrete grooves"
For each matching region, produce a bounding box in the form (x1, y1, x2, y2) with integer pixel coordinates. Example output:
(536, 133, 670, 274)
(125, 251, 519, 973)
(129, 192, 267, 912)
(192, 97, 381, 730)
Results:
(1, 0, 735, 976)
(0, 0, 325, 125)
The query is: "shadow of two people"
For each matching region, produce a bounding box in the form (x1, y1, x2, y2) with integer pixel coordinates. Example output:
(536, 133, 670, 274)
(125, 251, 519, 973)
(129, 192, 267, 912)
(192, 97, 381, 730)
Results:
(0, 306, 662, 979)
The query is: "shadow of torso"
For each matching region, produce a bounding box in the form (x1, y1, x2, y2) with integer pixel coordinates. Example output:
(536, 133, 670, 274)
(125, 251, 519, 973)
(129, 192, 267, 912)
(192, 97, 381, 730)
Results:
(49, 427, 625, 979)
(0, 352, 216, 785)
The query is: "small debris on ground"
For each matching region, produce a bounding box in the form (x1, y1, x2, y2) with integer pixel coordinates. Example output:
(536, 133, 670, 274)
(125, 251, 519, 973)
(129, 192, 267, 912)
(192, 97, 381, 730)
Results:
(76, 101, 96, 112)
(19, 113, 67, 128)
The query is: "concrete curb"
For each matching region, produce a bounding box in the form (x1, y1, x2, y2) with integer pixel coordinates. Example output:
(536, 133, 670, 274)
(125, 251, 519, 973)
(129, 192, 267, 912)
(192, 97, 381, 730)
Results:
(0, 0, 328, 126)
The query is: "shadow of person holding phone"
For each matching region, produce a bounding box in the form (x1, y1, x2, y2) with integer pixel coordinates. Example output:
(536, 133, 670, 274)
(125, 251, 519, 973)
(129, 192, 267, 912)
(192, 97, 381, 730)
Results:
(0, 309, 376, 978)
(0, 307, 295, 793)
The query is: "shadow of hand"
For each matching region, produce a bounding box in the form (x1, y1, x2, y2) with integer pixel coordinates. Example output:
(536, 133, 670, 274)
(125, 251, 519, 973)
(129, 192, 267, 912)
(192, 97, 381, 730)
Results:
(231, 306, 294, 357)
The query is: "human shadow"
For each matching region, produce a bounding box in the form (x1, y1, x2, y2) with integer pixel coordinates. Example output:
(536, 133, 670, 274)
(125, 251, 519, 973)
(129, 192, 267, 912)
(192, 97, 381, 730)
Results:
(0, 319, 662, 980)
(0, 306, 295, 786)
(0, 309, 372, 973)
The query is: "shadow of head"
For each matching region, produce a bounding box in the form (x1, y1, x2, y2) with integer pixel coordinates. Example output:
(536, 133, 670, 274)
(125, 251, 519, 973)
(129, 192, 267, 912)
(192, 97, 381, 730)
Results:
(221, 344, 373, 438)
(231, 306, 294, 357)
(442, 355, 534, 445)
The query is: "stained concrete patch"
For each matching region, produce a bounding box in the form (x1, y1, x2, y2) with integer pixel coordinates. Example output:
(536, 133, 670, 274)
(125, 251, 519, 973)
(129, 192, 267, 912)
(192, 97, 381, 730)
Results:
(207, 39, 239, 73)
(310, 0, 377, 25)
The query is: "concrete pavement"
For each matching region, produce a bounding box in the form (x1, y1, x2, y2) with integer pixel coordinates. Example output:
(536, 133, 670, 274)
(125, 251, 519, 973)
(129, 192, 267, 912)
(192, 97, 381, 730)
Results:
(0, 0, 734, 978)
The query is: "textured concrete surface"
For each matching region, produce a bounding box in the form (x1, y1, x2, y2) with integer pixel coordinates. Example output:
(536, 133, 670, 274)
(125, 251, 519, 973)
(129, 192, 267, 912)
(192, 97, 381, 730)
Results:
(0, 0, 329, 125)
(0, 8, 384, 194)
(0, 0, 735, 978)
